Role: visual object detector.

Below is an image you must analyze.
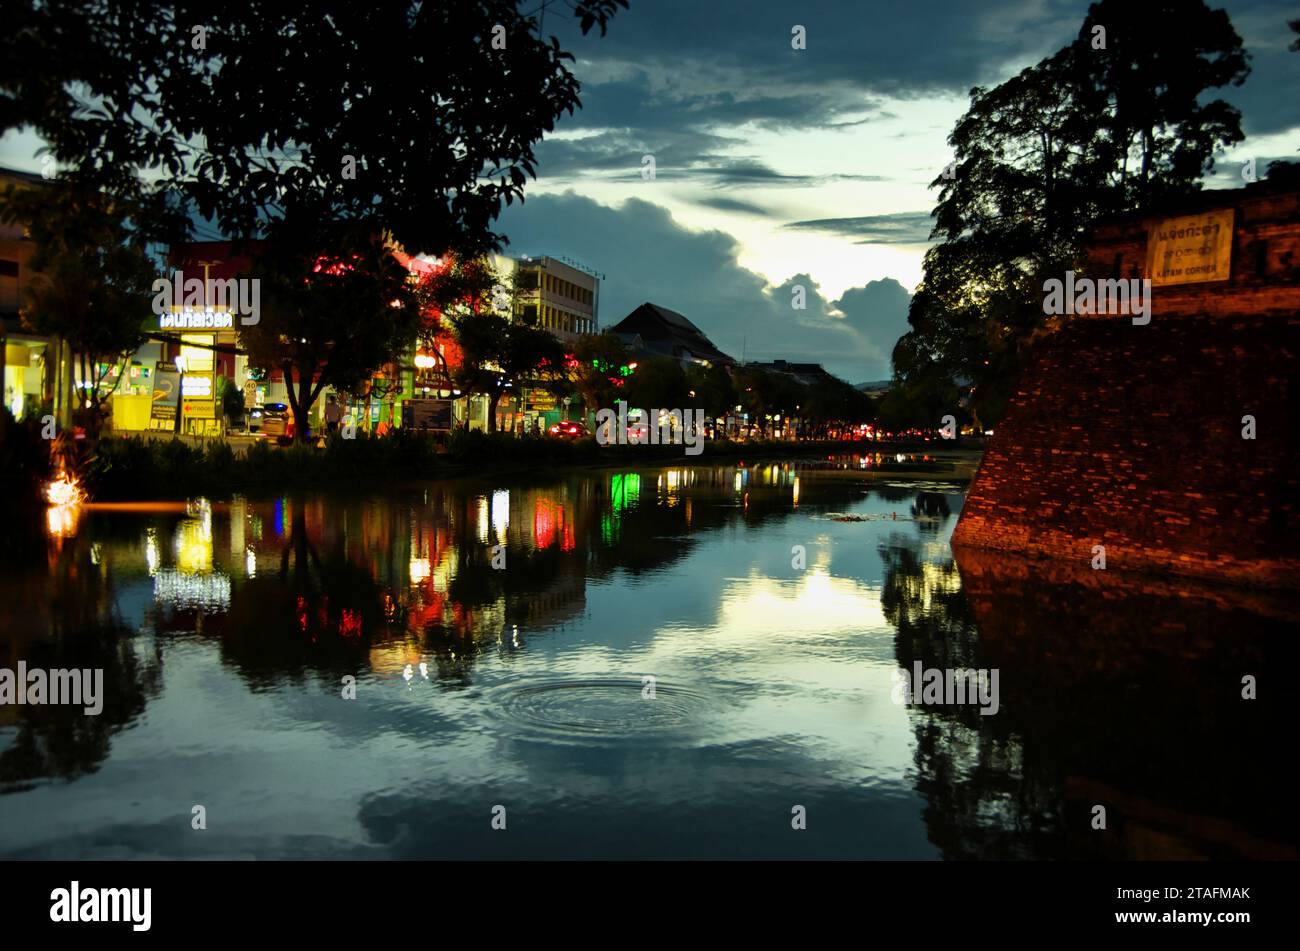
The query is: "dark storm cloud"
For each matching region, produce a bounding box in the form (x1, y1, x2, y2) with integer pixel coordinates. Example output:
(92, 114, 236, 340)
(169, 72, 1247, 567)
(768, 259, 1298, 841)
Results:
(692, 196, 773, 215)
(784, 212, 936, 244)
(543, 0, 1300, 181)
(561, 70, 877, 134)
(535, 139, 884, 188)
(537, 0, 1085, 183)
(555, 0, 1083, 99)
(691, 160, 885, 187)
(1214, 1, 1300, 138)
(497, 191, 912, 381)
(836, 279, 913, 358)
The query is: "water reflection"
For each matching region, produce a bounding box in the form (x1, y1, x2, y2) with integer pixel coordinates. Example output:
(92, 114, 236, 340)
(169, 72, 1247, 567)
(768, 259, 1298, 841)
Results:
(0, 465, 1293, 860)
(0, 533, 162, 789)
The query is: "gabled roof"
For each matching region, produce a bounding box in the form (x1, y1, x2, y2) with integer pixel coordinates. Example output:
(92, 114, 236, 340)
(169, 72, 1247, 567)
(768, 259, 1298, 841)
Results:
(745, 360, 843, 386)
(641, 302, 704, 335)
(608, 302, 735, 365)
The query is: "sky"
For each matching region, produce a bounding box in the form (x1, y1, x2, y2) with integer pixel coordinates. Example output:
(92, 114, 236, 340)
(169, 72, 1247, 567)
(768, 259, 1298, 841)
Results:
(2, 0, 1297, 382)
(491, 0, 1300, 381)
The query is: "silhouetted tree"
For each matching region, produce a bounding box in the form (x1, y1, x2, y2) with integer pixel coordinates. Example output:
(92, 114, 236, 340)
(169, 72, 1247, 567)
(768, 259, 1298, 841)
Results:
(895, 0, 1250, 425)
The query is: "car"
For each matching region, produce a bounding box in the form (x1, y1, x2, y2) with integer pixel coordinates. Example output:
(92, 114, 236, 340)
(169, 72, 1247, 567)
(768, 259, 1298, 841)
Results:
(625, 409, 649, 442)
(246, 403, 273, 433)
(548, 419, 589, 439)
(255, 403, 297, 444)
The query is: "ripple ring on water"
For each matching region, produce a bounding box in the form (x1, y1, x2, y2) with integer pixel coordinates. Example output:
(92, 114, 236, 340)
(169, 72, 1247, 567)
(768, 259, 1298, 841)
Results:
(484, 677, 715, 746)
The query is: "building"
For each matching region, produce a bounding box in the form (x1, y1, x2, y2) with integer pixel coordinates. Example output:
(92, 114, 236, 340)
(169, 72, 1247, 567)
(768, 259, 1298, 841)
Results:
(499, 254, 601, 342)
(606, 302, 734, 368)
(953, 178, 1300, 587)
(483, 253, 603, 432)
(133, 241, 256, 435)
(0, 166, 57, 423)
(743, 359, 841, 388)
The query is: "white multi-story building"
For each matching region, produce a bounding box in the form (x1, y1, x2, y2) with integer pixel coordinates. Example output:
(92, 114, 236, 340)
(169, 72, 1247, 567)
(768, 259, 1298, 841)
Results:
(493, 254, 601, 343)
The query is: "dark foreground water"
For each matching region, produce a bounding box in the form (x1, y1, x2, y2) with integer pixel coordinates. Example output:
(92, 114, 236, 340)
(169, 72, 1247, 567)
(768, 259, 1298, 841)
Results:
(1, 459, 1296, 859)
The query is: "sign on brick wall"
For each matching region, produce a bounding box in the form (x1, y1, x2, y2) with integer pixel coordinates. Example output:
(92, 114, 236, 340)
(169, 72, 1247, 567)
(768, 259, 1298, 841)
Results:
(1146, 209, 1234, 286)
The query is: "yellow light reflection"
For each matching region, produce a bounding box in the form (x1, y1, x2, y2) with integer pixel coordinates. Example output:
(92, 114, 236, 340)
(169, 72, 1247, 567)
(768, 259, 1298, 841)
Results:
(174, 516, 213, 573)
(410, 557, 431, 585)
(46, 503, 80, 538)
(491, 489, 509, 540)
(145, 528, 160, 575)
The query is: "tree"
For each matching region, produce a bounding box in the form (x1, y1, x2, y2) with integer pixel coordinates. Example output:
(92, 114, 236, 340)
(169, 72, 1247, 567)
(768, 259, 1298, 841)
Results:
(239, 232, 423, 441)
(896, 0, 1250, 426)
(624, 357, 687, 412)
(570, 334, 633, 412)
(1072, 1, 1249, 211)
(878, 374, 963, 434)
(803, 377, 874, 438)
(2, 1, 629, 434)
(0, 177, 160, 431)
(685, 362, 736, 422)
(2, 1, 628, 254)
(732, 366, 804, 438)
(450, 311, 565, 433)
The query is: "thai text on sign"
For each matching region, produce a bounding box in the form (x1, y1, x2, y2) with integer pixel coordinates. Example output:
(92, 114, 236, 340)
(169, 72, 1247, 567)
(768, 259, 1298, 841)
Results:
(1146, 209, 1233, 286)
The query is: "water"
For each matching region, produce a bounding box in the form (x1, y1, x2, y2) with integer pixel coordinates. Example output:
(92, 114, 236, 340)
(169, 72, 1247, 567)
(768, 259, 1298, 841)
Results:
(1, 459, 1295, 859)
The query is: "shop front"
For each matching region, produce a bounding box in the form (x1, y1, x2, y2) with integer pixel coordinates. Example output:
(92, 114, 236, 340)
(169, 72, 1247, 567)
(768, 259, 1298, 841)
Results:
(3, 333, 51, 421)
(99, 303, 246, 434)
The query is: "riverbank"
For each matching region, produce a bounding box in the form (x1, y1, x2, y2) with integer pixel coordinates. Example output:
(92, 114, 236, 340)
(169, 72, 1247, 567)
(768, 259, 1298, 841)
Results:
(83, 430, 983, 501)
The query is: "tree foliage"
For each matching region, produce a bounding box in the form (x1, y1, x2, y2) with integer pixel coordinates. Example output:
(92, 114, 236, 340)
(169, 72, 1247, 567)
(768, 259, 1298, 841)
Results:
(239, 234, 423, 440)
(569, 333, 633, 412)
(895, 0, 1250, 426)
(449, 309, 565, 432)
(1, 0, 627, 435)
(2, 0, 627, 254)
(0, 177, 161, 422)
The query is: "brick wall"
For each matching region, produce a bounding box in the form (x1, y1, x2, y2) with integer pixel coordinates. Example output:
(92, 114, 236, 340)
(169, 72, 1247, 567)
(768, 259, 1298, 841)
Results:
(952, 312, 1299, 587)
(954, 184, 1300, 587)
(1084, 188, 1300, 308)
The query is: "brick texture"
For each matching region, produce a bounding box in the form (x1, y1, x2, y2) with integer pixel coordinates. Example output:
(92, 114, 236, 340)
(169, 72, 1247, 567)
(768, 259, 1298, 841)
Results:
(953, 185, 1300, 588)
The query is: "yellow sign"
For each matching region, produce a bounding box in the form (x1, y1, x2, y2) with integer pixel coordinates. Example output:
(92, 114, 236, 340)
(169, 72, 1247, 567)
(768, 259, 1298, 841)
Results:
(183, 400, 217, 419)
(528, 391, 557, 411)
(1147, 209, 1233, 286)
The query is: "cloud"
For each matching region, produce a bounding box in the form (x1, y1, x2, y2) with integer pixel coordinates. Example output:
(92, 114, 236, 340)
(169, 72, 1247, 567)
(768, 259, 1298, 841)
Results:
(540, 0, 1299, 183)
(1216, 1, 1300, 138)
(532, 0, 1083, 184)
(784, 212, 936, 245)
(497, 192, 911, 381)
(692, 196, 773, 215)
(554, 0, 1082, 102)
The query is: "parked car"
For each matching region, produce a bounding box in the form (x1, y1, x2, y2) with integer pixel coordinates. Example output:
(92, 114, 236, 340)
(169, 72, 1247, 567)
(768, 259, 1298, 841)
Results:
(246, 403, 272, 433)
(626, 409, 649, 442)
(255, 403, 296, 444)
(548, 420, 589, 439)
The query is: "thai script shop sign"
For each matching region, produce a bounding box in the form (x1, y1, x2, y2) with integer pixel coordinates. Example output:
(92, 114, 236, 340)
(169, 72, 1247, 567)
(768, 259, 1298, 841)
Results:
(159, 310, 234, 329)
(1146, 209, 1233, 286)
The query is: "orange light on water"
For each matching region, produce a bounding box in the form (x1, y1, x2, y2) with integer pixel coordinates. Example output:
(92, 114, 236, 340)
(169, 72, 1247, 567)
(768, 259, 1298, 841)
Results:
(45, 473, 84, 507)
